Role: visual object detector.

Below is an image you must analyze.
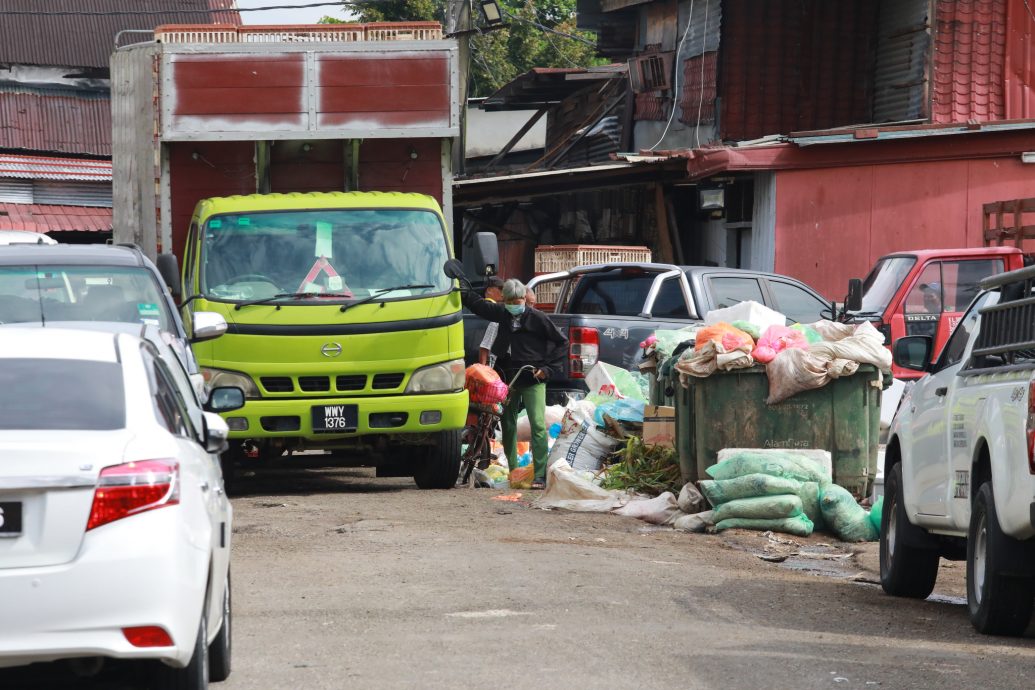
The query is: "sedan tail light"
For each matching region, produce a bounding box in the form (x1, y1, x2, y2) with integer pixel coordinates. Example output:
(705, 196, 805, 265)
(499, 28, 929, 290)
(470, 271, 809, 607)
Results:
(87, 460, 180, 531)
(1027, 381, 1035, 474)
(568, 327, 599, 379)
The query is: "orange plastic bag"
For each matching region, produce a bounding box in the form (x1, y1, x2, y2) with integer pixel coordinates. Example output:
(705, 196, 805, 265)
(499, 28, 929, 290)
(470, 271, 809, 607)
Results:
(693, 322, 755, 353)
(516, 441, 530, 456)
(465, 363, 501, 385)
(509, 465, 534, 489)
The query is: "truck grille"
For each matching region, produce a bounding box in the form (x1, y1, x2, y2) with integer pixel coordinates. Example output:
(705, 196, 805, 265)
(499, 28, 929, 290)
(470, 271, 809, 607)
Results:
(372, 373, 405, 390)
(261, 377, 293, 393)
(298, 376, 330, 392)
(336, 375, 367, 391)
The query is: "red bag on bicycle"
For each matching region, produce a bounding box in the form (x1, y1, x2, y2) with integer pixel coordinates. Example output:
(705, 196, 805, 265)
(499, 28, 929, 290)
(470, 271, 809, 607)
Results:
(465, 364, 508, 405)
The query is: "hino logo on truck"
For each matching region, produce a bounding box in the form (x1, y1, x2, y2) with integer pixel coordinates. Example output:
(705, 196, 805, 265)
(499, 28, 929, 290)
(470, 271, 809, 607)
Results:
(321, 342, 343, 358)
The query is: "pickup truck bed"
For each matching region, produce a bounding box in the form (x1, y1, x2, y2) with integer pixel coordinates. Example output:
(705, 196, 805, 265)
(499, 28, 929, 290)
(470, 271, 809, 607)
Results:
(464, 263, 833, 403)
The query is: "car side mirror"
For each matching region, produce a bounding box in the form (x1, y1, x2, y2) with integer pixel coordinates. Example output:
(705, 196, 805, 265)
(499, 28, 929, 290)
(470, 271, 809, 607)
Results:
(893, 335, 932, 372)
(206, 386, 245, 412)
(156, 253, 182, 300)
(845, 278, 863, 312)
(191, 311, 227, 343)
(202, 411, 231, 454)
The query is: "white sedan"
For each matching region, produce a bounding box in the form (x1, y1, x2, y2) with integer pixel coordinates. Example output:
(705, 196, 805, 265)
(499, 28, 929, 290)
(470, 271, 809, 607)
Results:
(0, 327, 242, 688)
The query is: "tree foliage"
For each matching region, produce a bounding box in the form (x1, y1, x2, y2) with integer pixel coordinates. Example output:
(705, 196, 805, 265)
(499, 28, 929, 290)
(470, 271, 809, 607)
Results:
(323, 0, 601, 97)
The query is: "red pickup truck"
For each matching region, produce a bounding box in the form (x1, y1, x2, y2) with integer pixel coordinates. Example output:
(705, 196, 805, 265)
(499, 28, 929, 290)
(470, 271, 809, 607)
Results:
(847, 247, 1026, 379)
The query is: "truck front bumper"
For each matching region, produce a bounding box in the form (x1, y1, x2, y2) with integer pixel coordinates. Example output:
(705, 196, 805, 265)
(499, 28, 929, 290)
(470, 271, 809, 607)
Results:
(223, 390, 468, 440)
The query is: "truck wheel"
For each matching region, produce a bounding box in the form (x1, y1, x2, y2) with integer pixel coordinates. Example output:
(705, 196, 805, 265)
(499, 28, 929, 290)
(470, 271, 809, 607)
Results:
(414, 429, 461, 490)
(880, 463, 939, 599)
(967, 482, 1035, 635)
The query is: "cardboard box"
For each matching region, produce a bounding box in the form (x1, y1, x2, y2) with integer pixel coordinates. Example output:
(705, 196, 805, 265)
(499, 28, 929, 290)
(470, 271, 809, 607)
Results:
(643, 405, 675, 448)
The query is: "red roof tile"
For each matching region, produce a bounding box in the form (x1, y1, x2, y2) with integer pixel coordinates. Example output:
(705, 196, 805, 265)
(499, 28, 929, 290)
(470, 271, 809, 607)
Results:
(931, 0, 1008, 123)
(0, 203, 112, 233)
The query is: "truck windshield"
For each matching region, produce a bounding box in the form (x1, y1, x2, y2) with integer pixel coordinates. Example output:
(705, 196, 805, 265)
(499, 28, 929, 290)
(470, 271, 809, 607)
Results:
(858, 256, 916, 314)
(201, 209, 451, 303)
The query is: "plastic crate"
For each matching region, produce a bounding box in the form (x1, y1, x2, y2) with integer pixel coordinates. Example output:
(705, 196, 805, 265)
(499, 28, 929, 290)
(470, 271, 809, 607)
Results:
(154, 24, 239, 43)
(534, 244, 652, 274)
(238, 25, 365, 42)
(365, 22, 443, 41)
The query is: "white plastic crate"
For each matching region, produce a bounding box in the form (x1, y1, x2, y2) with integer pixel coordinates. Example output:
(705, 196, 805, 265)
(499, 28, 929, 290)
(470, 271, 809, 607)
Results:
(365, 22, 443, 41)
(534, 244, 652, 274)
(155, 25, 239, 43)
(239, 26, 365, 42)
(153, 22, 441, 45)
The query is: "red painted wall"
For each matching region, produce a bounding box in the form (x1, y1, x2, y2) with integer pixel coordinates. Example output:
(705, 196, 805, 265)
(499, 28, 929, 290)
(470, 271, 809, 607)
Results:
(168, 141, 256, 259)
(773, 156, 1035, 299)
(358, 138, 442, 204)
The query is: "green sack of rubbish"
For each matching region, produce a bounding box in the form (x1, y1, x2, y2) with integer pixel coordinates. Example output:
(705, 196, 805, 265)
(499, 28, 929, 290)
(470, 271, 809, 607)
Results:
(705, 450, 832, 486)
(599, 362, 648, 401)
(820, 484, 879, 542)
(791, 323, 823, 344)
(654, 329, 697, 360)
(798, 481, 825, 531)
(712, 494, 804, 522)
(731, 320, 761, 340)
(714, 513, 815, 537)
(699, 474, 804, 507)
(868, 495, 884, 534)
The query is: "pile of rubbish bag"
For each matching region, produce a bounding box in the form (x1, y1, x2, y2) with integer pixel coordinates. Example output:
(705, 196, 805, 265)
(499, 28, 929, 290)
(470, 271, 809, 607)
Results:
(641, 301, 892, 404)
(537, 448, 881, 542)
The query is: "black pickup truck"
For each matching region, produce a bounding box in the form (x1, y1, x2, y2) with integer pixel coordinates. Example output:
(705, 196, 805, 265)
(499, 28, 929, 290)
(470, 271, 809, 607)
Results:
(463, 263, 833, 402)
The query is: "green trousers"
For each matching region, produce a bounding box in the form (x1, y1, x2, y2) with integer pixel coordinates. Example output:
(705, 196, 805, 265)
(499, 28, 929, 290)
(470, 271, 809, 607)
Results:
(502, 382, 548, 479)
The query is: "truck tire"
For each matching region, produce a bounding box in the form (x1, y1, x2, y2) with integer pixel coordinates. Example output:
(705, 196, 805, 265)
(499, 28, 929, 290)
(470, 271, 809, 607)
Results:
(880, 463, 939, 599)
(414, 429, 461, 490)
(967, 482, 1035, 636)
(219, 445, 243, 497)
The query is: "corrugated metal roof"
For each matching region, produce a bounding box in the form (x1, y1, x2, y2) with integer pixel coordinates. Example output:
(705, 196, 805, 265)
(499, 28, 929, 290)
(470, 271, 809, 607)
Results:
(872, 0, 930, 122)
(0, 203, 112, 233)
(931, 0, 1008, 123)
(0, 154, 112, 181)
(0, 90, 112, 156)
(0, 0, 240, 69)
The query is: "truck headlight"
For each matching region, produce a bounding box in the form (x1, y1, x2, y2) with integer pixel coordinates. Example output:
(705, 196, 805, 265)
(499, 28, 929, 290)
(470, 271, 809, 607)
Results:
(201, 367, 260, 399)
(405, 359, 465, 394)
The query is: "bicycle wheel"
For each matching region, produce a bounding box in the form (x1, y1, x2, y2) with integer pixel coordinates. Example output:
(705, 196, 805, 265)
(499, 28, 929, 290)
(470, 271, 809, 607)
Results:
(459, 414, 490, 485)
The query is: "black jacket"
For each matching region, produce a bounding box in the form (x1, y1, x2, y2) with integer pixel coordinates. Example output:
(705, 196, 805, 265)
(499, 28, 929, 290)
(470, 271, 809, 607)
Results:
(464, 294, 569, 387)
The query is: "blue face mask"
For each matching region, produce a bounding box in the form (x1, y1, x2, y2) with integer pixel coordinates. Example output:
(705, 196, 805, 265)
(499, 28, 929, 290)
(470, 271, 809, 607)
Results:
(505, 303, 526, 316)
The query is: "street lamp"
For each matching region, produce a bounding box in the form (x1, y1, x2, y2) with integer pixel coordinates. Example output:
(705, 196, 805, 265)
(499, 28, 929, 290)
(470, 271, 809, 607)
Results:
(480, 0, 504, 26)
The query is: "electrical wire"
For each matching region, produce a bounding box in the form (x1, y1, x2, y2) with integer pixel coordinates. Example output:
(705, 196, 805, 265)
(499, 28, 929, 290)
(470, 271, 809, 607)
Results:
(0, 2, 348, 15)
(501, 9, 596, 47)
(646, 0, 694, 152)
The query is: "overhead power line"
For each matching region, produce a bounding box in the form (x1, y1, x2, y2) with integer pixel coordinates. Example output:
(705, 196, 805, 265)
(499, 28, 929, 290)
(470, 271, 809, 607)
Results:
(501, 10, 596, 47)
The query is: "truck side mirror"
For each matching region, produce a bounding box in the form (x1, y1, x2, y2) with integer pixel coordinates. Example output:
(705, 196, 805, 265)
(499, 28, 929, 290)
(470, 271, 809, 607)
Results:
(845, 278, 863, 312)
(156, 253, 182, 299)
(893, 336, 932, 372)
(443, 258, 466, 281)
(191, 311, 228, 343)
(465, 232, 498, 277)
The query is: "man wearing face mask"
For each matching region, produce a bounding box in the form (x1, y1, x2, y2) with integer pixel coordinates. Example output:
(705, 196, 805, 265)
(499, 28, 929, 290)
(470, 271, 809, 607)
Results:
(463, 278, 568, 488)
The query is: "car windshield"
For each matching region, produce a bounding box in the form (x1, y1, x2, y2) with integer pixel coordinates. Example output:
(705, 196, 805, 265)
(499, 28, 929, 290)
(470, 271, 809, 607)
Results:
(201, 209, 451, 303)
(858, 256, 916, 314)
(0, 359, 125, 430)
(0, 265, 173, 330)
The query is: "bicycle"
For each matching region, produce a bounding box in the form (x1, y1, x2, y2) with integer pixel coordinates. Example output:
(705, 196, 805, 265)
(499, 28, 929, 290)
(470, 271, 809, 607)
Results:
(459, 365, 537, 487)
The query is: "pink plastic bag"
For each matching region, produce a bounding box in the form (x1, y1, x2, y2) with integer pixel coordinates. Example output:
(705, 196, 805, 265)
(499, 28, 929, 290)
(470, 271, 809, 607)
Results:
(752, 325, 809, 364)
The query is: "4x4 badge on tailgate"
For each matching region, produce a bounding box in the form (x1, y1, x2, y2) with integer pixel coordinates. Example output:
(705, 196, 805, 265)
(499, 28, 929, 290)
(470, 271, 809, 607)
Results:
(321, 342, 343, 358)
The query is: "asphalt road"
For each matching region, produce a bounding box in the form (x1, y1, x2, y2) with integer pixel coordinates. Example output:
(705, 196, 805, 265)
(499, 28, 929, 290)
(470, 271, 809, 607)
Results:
(5, 465, 1034, 689)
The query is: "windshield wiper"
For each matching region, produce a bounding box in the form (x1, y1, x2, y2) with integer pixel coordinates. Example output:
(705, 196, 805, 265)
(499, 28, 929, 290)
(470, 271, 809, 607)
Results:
(339, 284, 435, 313)
(234, 292, 349, 310)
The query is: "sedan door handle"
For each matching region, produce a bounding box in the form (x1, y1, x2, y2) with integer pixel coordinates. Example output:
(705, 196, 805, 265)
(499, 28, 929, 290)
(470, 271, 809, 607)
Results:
(935, 386, 948, 397)
(200, 481, 210, 493)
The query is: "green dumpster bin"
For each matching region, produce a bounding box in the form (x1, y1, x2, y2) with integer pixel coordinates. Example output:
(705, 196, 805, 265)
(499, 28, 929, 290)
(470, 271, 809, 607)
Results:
(673, 365, 882, 500)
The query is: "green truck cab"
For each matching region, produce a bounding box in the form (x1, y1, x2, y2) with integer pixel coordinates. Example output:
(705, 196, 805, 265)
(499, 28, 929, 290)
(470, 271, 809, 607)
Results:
(180, 191, 471, 489)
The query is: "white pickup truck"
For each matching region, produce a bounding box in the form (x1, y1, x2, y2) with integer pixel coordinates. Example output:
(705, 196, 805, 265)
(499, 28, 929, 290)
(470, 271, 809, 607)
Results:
(882, 263, 1035, 636)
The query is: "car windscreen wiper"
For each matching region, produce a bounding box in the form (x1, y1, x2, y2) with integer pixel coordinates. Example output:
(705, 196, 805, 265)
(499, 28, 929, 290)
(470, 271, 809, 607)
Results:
(339, 284, 435, 313)
(234, 291, 349, 310)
